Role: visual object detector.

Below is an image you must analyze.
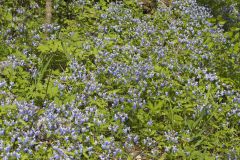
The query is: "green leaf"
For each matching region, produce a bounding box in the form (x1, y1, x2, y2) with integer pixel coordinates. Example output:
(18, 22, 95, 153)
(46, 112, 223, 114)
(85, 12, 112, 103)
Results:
(0, 104, 17, 111)
(37, 44, 50, 53)
(174, 115, 183, 122)
(234, 43, 239, 52)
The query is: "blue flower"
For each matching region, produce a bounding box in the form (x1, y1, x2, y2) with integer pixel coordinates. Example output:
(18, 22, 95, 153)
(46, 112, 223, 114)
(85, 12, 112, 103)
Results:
(147, 120, 153, 126)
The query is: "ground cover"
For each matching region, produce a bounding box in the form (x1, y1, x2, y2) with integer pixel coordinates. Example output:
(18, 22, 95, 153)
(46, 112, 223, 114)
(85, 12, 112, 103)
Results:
(0, 0, 239, 159)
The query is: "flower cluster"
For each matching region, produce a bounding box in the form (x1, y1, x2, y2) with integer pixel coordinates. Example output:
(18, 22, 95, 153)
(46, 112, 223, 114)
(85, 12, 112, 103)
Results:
(0, 0, 239, 159)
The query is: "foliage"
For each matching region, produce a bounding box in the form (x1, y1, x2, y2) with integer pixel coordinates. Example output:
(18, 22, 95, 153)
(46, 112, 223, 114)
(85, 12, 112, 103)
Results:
(197, 0, 240, 30)
(0, 0, 240, 159)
